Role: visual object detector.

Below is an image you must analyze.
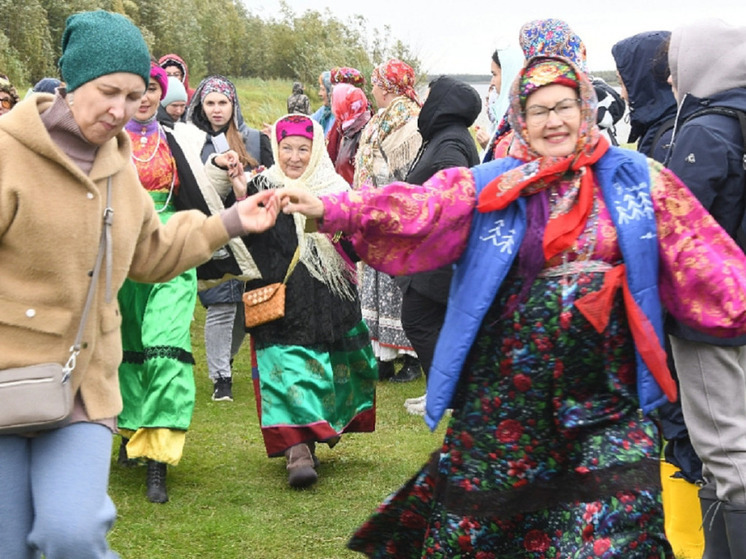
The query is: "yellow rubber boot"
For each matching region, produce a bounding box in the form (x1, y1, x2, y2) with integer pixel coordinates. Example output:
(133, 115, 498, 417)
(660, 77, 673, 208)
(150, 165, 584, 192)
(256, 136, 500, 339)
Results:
(660, 460, 704, 558)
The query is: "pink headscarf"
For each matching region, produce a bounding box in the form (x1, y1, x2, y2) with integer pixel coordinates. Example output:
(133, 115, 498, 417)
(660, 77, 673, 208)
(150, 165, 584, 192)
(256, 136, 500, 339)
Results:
(150, 64, 168, 100)
(370, 58, 420, 106)
(275, 114, 315, 143)
(331, 83, 370, 132)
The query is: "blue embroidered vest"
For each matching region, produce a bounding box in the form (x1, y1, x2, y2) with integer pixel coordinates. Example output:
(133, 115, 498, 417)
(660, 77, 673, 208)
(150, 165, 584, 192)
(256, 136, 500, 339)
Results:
(424, 147, 667, 430)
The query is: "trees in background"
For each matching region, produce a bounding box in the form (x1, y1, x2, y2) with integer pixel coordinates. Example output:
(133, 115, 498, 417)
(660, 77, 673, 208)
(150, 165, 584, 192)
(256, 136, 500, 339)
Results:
(0, 0, 421, 89)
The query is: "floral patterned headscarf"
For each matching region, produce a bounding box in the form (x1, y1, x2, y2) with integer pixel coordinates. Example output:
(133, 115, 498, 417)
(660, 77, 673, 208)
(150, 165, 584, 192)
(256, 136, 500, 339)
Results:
(199, 75, 236, 105)
(519, 18, 588, 74)
(331, 83, 370, 133)
(330, 67, 365, 88)
(0, 74, 19, 107)
(370, 58, 420, 106)
(507, 56, 599, 162)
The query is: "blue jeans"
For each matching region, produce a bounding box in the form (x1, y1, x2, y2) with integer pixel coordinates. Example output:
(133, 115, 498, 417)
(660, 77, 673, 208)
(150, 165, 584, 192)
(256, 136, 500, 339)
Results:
(0, 422, 118, 558)
(204, 302, 246, 381)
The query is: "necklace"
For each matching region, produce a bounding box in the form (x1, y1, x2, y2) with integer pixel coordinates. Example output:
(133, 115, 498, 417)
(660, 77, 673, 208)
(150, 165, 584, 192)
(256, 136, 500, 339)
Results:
(131, 128, 161, 163)
(155, 165, 176, 214)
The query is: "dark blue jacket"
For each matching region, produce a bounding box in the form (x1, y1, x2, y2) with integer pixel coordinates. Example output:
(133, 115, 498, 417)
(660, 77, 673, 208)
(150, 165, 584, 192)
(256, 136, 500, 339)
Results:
(664, 87, 746, 345)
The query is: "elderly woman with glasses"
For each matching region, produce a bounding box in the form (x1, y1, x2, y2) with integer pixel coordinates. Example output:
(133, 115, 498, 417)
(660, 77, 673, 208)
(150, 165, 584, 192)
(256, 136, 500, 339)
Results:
(278, 54, 746, 557)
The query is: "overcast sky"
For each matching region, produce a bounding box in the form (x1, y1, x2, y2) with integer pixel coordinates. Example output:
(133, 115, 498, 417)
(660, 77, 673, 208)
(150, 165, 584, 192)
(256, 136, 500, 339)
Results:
(249, 0, 746, 74)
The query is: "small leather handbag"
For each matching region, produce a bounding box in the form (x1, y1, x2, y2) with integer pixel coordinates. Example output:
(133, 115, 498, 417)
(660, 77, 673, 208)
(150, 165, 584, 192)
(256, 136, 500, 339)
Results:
(0, 178, 113, 435)
(243, 245, 300, 328)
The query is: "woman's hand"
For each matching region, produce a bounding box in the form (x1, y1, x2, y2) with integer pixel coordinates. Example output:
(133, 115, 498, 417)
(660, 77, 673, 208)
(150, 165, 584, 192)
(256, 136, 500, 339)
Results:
(475, 125, 490, 149)
(277, 187, 325, 219)
(236, 189, 280, 233)
(214, 150, 242, 178)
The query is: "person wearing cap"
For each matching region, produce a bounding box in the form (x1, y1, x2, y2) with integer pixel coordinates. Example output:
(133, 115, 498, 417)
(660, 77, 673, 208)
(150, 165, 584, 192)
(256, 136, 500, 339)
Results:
(280, 54, 746, 557)
(0, 10, 279, 557)
(158, 75, 188, 126)
(240, 114, 377, 489)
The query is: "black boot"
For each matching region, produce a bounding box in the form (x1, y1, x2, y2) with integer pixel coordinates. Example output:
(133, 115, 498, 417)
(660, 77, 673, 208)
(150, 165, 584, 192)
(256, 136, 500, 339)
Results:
(724, 501, 746, 558)
(117, 437, 139, 467)
(376, 359, 395, 381)
(700, 486, 730, 558)
(146, 460, 169, 503)
(389, 355, 422, 383)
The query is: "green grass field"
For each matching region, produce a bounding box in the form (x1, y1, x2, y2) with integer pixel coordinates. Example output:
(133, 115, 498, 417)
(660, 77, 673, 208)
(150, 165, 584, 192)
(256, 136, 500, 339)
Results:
(107, 304, 445, 558)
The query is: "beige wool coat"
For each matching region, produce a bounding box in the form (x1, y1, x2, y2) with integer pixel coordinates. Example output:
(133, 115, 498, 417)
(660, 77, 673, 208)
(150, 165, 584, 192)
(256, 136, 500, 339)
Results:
(0, 95, 230, 420)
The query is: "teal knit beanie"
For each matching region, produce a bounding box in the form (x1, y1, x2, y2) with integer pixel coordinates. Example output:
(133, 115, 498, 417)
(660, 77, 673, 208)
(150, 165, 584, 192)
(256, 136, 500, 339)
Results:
(59, 10, 150, 92)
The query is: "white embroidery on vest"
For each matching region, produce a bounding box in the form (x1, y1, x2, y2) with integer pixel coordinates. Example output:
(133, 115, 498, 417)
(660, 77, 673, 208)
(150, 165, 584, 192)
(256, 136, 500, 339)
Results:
(685, 153, 696, 164)
(614, 181, 654, 225)
(480, 219, 516, 253)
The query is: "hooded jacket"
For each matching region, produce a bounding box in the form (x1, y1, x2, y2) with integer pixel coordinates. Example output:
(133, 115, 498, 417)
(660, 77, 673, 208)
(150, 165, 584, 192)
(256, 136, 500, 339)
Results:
(397, 76, 481, 303)
(666, 18, 746, 345)
(158, 53, 195, 102)
(612, 31, 678, 160)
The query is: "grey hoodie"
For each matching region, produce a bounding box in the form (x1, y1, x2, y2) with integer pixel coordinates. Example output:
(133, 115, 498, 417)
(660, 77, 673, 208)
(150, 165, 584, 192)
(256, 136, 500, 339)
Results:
(669, 18, 746, 98)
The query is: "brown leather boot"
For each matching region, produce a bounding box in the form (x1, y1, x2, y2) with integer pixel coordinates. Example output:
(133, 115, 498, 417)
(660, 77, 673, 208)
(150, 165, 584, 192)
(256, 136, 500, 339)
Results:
(285, 443, 318, 488)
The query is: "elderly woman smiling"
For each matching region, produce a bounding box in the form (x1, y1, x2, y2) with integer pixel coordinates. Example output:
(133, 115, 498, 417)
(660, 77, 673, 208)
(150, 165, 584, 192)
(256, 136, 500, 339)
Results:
(279, 55, 746, 557)
(241, 114, 377, 490)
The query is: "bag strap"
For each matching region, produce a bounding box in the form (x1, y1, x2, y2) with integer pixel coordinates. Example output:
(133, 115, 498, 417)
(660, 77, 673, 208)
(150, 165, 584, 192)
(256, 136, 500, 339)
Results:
(683, 107, 746, 170)
(63, 177, 113, 379)
(282, 245, 301, 285)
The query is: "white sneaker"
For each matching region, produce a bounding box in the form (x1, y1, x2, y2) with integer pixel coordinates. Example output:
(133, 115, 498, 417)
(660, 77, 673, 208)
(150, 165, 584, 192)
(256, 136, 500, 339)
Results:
(404, 393, 427, 407)
(406, 400, 427, 416)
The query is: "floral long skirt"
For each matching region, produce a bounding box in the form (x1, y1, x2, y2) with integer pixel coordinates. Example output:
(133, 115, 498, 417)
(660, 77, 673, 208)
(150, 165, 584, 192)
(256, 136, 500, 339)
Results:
(349, 271, 674, 558)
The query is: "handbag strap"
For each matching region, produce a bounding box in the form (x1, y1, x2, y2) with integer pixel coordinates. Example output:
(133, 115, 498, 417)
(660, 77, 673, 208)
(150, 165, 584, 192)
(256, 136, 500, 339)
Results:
(282, 245, 301, 285)
(63, 177, 113, 379)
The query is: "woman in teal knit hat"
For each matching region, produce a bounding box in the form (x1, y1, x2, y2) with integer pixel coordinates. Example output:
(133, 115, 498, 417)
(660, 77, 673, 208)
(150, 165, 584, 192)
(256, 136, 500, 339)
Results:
(0, 10, 280, 558)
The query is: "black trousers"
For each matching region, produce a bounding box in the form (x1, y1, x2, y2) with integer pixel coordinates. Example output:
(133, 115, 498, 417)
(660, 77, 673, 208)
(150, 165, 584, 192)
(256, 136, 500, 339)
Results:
(400, 287, 447, 378)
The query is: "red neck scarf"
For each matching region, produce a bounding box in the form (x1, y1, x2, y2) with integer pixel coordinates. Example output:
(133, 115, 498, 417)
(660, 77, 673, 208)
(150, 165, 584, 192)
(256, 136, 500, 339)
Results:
(477, 135, 609, 260)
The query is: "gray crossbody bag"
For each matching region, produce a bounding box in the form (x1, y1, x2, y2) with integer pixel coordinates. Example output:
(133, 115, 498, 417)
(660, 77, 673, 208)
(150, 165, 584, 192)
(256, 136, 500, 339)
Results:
(0, 178, 113, 434)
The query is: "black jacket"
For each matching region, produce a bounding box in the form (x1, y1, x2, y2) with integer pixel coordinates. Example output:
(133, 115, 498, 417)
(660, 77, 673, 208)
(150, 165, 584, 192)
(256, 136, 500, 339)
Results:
(397, 76, 481, 304)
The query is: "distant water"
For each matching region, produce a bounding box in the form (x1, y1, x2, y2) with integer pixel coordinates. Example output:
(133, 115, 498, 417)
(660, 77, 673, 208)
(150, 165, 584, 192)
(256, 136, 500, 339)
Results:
(468, 82, 632, 146)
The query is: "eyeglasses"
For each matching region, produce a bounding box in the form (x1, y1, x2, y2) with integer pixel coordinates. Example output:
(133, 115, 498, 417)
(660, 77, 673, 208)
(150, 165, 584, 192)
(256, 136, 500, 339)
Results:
(0, 98, 13, 110)
(525, 98, 581, 125)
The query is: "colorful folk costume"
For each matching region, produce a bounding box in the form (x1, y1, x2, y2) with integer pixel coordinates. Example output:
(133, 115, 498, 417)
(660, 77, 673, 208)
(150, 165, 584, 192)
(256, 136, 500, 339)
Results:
(354, 59, 423, 379)
(298, 56, 746, 557)
(117, 65, 196, 503)
(246, 115, 376, 488)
